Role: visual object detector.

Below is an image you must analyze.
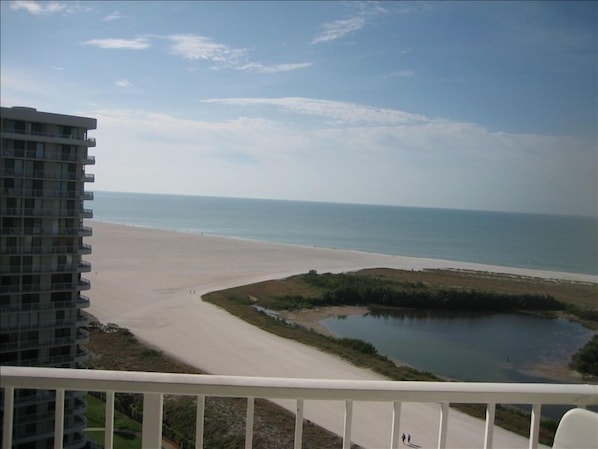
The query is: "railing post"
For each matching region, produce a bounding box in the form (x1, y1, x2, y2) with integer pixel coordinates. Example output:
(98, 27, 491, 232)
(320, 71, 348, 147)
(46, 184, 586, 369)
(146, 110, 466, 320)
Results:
(54, 389, 65, 449)
(2, 386, 14, 449)
(196, 395, 205, 449)
(528, 404, 541, 449)
(245, 397, 255, 449)
(390, 401, 402, 449)
(294, 399, 304, 449)
(437, 402, 449, 449)
(484, 402, 496, 449)
(343, 400, 353, 449)
(142, 393, 163, 449)
(105, 392, 115, 449)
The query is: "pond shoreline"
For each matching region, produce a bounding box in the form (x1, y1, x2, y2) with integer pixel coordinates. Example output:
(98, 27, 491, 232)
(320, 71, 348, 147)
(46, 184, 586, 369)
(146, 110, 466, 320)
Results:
(279, 305, 590, 384)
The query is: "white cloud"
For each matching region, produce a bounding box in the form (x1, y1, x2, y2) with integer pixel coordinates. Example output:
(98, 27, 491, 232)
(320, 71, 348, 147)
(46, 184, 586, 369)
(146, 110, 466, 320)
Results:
(167, 34, 244, 62)
(51, 65, 65, 71)
(83, 38, 150, 50)
(103, 11, 123, 21)
(85, 105, 596, 215)
(10, 0, 89, 15)
(312, 17, 366, 44)
(166, 34, 310, 73)
(114, 79, 132, 88)
(202, 97, 430, 125)
(235, 62, 312, 74)
(11, 1, 64, 14)
(81, 33, 310, 73)
(312, 1, 391, 44)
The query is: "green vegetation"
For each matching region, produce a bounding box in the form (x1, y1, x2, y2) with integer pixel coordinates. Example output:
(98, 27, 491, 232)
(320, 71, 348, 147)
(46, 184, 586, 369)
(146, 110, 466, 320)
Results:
(283, 269, 566, 312)
(86, 325, 347, 449)
(570, 335, 598, 378)
(84, 269, 595, 448)
(239, 268, 597, 320)
(204, 268, 598, 446)
(84, 394, 142, 449)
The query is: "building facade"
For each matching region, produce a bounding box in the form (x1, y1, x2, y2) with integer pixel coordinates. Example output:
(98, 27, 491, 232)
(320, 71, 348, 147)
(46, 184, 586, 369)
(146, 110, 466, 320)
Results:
(0, 106, 96, 449)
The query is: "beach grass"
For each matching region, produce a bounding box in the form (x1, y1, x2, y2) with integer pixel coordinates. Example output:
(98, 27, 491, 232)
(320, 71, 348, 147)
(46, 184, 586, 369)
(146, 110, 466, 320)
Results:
(85, 324, 349, 449)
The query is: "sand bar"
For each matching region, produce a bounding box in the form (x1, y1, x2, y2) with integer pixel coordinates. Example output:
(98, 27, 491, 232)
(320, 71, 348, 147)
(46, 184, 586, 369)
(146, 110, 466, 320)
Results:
(86, 221, 596, 448)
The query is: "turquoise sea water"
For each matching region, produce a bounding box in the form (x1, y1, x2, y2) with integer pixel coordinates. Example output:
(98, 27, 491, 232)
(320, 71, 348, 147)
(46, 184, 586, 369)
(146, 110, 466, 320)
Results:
(92, 191, 598, 275)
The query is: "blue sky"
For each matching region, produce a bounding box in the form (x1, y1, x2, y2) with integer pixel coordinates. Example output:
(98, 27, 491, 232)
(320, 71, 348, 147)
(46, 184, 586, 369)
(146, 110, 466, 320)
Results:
(2, 1, 596, 216)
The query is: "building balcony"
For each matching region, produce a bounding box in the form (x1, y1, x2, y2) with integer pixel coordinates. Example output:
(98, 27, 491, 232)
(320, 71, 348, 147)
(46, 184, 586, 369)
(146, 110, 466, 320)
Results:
(79, 244, 92, 255)
(73, 347, 90, 363)
(77, 294, 91, 309)
(0, 295, 91, 313)
(80, 208, 93, 219)
(0, 226, 93, 237)
(75, 328, 90, 345)
(78, 279, 91, 291)
(0, 187, 92, 200)
(0, 168, 94, 182)
(1, 317, 86, 332)
(1, 366, 597, 449)
(2, 244, 92, 255)
(2, 147, 95, 164)
(0, 334, 89, 352)
(2, 208, 80, 218)
(0, 280, 90, 295)
(0, 261, 91, 275)
(1, 128, 96, 147)
(75, 313, 90, 327)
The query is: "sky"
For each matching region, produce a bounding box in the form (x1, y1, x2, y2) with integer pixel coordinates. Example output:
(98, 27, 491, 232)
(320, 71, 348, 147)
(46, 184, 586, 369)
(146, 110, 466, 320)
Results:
(1, 1, 597, 216)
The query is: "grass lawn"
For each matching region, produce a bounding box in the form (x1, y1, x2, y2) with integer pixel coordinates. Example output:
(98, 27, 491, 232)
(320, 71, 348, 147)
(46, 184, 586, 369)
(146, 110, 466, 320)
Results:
(85, 394, 142, 449)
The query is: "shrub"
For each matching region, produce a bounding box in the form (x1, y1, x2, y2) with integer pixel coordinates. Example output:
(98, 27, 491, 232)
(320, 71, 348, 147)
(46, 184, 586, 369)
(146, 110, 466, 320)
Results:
(338, 337, 378, 355)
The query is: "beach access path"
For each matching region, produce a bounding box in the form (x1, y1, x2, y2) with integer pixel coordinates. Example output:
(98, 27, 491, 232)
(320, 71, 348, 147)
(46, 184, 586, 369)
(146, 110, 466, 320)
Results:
(86, 221, 595, 448)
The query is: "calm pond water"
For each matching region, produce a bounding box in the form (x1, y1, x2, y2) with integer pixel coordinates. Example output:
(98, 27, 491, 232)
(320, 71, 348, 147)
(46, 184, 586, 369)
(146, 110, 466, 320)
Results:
(322, 310, 595, 383)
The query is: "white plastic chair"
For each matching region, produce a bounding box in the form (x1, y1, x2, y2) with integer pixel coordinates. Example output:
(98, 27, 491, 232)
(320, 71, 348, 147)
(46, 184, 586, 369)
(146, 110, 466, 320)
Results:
(552, 408, 598, 449)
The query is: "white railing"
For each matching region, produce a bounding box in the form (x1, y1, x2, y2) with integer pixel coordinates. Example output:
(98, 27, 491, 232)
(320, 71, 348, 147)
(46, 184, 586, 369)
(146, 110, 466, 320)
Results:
(1, 366, 597, 449)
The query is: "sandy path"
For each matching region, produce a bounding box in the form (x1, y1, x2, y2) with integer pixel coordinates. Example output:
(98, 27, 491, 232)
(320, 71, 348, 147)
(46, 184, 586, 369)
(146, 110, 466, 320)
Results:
(86, 221, 594, 448)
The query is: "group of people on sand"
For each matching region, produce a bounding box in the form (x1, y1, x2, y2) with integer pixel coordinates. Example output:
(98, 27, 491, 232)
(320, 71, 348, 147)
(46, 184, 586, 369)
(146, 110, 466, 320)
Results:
(401, 432, 413, 445)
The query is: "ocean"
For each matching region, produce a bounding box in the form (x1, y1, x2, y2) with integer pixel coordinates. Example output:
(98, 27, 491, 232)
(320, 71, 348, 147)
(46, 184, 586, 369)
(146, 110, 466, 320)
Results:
(91, 191, 598, 276)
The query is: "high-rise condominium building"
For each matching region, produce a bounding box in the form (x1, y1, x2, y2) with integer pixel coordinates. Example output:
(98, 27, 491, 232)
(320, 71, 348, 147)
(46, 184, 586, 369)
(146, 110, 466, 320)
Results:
(1, 106, 96, 449)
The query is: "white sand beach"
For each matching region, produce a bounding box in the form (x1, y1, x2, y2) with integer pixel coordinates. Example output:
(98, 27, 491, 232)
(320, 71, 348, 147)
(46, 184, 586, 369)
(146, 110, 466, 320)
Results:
(85, 221, 596, 448)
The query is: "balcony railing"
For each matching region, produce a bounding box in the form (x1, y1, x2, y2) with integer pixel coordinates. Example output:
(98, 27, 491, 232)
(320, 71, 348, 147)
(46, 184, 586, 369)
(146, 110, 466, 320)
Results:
(0, 295, 90, 313)
(1, 366, 597, 449)
(1, 314, 90, 331)
(2, 244, 92, 255)
(2, 147, 95, 164)
(0, 261, 91, 275)
(1, 128, 96, 146)
(0, 226, 93, 237)
(0, 332, 89, 351)
(1, 168, 95, 182)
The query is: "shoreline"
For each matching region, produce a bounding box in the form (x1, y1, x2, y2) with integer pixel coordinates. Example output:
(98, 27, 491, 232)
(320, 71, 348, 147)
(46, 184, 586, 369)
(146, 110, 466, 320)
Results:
(277, 305, 588, 384)
(279, 305, 370, 337)
(91, 219, 598, 283)
(85, 220, 586, 448)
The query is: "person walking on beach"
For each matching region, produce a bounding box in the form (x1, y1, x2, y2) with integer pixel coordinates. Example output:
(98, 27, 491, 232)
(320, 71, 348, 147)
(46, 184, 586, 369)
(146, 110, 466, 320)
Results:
(408, 434, 411, 444)
(402, 433, 406, 444)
